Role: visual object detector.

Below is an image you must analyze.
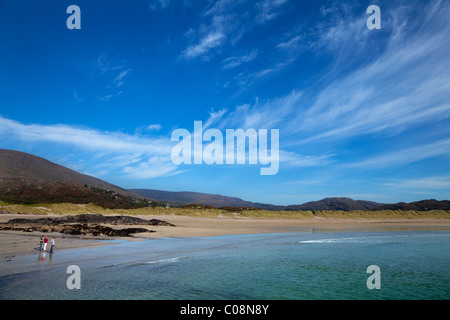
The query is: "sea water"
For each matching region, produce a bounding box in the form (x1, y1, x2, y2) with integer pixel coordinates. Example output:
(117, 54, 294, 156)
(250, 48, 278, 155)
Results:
(0, 228, 449, 300)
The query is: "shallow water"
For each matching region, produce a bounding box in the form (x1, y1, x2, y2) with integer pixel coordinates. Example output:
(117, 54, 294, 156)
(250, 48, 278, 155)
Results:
(1, 228, 449, 300)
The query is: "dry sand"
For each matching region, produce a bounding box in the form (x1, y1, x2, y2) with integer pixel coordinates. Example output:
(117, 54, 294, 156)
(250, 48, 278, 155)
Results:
(1, 213, 449, 259)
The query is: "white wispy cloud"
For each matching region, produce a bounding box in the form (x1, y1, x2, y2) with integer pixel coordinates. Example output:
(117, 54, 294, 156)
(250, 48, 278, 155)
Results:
(346, 138, 450, 169)
(181, 12, 236, 60)
(222, 50, 258, 69)
(0, 116, 176, 179)
(292, 2, 450, 143)
(182, 30, 226, 60)
(314, 2, 370, 58)
(181, 0, 290, 61)
(94, 52, 133, 100)
(204, 109, 227, 129)
(277, 35, 304, 50)
(114, 68, 132, 87)
(0, 117, 170, 155)
(146, 124, 162, 131)
(255, 0, 289, 23)
(379, 175, 450, 190)
(148, 0, 170, 11)
(96, 94, 113, 102)
(212, 89, 303, 130)
(122, 157, 181, 179)
(217, 1, 450, 144)
(279, 150, 334, 168)
(203, 0, 241, 17)
(73, 89, 82, 103)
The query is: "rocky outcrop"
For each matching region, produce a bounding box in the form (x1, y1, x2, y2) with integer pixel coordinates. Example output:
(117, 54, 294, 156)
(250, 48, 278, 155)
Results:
(5, 214, 175, 226)
(0, 223, 152, 237)
(0, 214, 175, 237)
(59, 224, 151, 237)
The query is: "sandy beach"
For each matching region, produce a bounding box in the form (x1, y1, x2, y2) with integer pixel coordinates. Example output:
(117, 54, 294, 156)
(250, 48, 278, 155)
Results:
(1, 213, 449, 260)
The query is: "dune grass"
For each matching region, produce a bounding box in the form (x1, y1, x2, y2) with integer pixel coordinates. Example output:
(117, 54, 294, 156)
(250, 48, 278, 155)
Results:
(309, 209, 450, 219)
(1, 202, 449, 219)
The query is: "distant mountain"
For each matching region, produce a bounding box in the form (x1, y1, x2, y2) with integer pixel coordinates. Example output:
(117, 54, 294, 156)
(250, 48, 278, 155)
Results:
(0, 149, 150, 208)
(130, 190, 448, 212)
(284, 197, 384, 211)
(373, 199, 450, 211)
(130, 189, 385, 211)
(129, 189, 260, 208)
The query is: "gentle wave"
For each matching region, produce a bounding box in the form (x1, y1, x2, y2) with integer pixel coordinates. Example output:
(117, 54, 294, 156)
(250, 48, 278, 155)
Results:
(144, 257, 189, 265)
(99, 256, 190, 269)
(297, 233, 450, 244)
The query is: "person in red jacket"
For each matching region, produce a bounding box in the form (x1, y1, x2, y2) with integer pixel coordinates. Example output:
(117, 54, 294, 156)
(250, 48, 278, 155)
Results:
(43, 236, 48, 251)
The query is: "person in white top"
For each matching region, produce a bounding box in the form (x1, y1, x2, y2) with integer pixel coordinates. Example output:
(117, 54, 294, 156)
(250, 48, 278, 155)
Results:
(49, 237, 55, 253)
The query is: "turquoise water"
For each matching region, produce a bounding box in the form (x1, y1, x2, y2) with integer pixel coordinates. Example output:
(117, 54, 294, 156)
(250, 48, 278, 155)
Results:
(1, 228, 449, 300)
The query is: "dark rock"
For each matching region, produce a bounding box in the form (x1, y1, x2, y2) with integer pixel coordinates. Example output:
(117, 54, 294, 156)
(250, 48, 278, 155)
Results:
(59, 224, 152, 237)
(5, 214, 175, 227)
(0, 213, 173, 237)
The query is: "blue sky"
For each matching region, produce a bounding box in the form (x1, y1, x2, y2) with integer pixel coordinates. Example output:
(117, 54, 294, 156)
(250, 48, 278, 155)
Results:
(0, 0, 449, 205)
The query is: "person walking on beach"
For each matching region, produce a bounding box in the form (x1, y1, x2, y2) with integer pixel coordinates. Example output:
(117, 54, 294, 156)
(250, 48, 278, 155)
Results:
(49, 237, 55, 253)
(39, 235, 44, 251)
(43, 236, 48, 251)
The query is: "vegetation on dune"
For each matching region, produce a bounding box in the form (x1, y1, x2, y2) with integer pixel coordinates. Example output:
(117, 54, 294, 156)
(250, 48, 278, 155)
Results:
(1, 201, 449, 219)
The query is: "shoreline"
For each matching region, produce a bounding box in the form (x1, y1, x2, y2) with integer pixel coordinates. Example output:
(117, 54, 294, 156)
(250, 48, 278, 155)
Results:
(1, 213, 449, 260)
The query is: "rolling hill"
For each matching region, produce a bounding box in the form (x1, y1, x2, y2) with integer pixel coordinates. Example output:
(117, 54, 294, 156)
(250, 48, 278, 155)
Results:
(0, 149, 151, 208)
(129, 189, 385, 211)
(284, 197, 383, 211)
(128, 189, 262, 208)
(373, 199, 450, 211)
